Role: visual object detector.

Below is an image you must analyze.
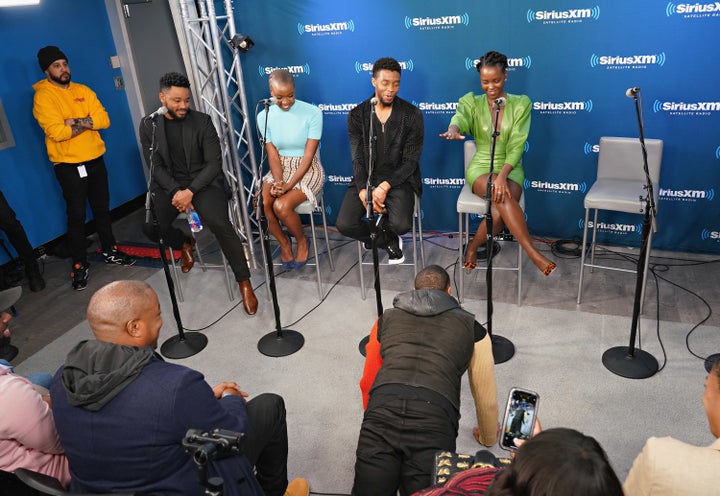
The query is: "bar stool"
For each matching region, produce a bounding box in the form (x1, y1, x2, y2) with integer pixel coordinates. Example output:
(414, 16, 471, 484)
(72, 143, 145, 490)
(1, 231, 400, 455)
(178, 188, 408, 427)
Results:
(293, 192, 335, 299)
(457, 140, 523, 305)
(357, 193, 425, 300)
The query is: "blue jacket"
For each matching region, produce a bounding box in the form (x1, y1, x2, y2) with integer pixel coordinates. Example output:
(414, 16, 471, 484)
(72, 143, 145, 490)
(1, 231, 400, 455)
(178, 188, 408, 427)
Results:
(50, 343, 262, 495)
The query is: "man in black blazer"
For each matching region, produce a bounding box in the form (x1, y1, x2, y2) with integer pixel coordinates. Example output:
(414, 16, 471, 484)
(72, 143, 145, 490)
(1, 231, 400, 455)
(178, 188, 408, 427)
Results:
(138, 72, 257, 315)
(336, 57, 424, 265)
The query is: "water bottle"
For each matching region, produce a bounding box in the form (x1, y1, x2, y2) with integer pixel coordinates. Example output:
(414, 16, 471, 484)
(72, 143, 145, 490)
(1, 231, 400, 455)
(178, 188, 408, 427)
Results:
(187, 208, 203, 233)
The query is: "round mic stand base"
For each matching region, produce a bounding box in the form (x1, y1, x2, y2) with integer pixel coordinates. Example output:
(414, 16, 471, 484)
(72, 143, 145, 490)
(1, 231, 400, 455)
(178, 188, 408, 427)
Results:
(704, 353, 720, 373)
(358, 335, 370, 357)
(602, 346, 658, 379)
(161, 332, 208, 359)
(491, 335, 515, 364)
(258, 329, 304, 357)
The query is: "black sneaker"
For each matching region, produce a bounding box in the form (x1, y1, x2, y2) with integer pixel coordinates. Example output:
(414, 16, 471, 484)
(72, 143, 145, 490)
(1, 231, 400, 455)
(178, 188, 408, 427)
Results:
(386, 234, 405, 265)
(102, 246, 136, 266)
(71, 263, 89, 291)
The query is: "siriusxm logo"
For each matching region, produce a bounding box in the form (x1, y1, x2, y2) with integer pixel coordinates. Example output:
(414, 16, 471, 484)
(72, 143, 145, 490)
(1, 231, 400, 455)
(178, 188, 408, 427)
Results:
(701, 228, 720, 241)
(316, 103, 357, 115)
(666, 2, 720, 16)
(465, 56, 532, 71)
(404, 12, 470, 29)
(583, 142, 600, 154)
(258, 64, 311, 77)
(659, 187, 715, 201)
(525, 179, 587, 194)
(590, 52, 666, 68)
(578, 218, 641, 235)
(533, 100, 593, 114)
(355, 59, 415, 73)
(327, 174, 352, 184)
(424, 177, 464, 188)
(413, 101, 458, 114)
(297, 19, 355, 36)
(652, 99, 720, 115)
(527, 5, 600, 23)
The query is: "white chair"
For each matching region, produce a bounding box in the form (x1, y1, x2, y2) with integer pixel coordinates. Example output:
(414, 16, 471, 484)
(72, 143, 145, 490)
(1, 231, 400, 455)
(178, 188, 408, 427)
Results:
(357, 193, 425, 300)
(293, 192, 335, 299)
(169, 214, 236, 302)
(457, 140, 523, 305)
(577, 136, 663, 312)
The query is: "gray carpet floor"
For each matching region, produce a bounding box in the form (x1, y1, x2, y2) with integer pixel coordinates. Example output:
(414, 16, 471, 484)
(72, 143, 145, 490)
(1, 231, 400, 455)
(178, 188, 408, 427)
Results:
(15, 249, 719, 494)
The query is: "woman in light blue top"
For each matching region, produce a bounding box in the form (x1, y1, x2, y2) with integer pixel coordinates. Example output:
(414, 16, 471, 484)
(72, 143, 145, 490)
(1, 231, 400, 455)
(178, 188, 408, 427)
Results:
(440, 51, 555, 276)
(257, 69, 324, 269)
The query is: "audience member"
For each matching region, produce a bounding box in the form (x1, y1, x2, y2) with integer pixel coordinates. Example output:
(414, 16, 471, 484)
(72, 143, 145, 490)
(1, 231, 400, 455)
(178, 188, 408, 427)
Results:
(139, 72, 257, 315)
(623, 358, 720, 495)
(353, 265, 498, 496)
(0, 307, 69, 486)
(50, 280, 308, 496)
(0, 191, 45, 292)
(32, 45, 135, 291)
(336, 57, 424, 264)
(412, 428, 623, 496)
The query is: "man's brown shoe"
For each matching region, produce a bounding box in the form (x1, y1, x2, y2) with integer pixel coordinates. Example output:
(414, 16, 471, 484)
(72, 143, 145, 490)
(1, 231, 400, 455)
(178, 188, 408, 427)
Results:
(239, 280, 257, 315)
(180, 238, 195, 273)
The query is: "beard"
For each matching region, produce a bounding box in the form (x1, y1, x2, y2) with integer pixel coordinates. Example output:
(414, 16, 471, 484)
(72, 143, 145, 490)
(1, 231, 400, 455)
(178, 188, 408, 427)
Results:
(166, 108, 188, 121)
(379, 95, 395, 107)
(49, 72, 71, 85)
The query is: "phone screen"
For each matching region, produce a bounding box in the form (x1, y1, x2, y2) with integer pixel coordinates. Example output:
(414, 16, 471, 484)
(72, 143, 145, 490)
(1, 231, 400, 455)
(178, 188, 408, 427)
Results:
(500, 388, 539, 451)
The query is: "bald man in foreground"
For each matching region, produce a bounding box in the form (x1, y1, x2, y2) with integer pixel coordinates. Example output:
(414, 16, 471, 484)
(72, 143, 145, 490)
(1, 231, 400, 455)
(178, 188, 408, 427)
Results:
(50, 280, 308, 496)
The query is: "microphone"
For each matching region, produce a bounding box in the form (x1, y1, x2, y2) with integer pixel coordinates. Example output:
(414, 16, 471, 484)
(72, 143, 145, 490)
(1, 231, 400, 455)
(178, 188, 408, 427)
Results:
(626, 87, 641, 98)
(494, 97, 506, 106)
(147, 106, 168, 120)
(259, 97, 277, 105)
(370, 97, 378, 106)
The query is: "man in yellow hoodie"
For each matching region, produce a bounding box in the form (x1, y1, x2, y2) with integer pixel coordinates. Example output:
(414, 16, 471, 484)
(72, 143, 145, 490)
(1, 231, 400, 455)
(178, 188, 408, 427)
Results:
(32, 46, 134, 291)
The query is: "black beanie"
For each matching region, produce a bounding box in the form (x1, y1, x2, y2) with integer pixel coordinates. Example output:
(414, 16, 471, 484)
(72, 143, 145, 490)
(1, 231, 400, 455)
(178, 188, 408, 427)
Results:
(37, 45, 67, 72)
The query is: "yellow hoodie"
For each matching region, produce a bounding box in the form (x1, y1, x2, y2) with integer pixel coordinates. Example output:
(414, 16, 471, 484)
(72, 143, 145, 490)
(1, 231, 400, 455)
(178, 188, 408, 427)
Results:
(32, 79, 110, 164)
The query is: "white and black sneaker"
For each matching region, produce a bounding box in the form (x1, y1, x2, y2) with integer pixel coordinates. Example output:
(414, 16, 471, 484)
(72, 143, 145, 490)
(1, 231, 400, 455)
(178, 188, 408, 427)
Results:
(102, 246, 136, 266)
(71, 263, 89, 291)
(386, 235, 405, 265)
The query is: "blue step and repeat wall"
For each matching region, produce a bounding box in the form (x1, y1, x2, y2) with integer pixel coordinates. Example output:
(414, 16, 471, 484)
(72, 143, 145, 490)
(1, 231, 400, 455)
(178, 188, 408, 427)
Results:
(234, 1, 720, 254)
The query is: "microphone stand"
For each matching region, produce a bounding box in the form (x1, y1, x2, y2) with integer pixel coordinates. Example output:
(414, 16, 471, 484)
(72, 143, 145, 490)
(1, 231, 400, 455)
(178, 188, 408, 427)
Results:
(256, 100, 304, 357)
(141, 116, 208, 359)
(484, 99, 514, 364)
(359, 98, 383, 356)
(602, 90, 658, 378)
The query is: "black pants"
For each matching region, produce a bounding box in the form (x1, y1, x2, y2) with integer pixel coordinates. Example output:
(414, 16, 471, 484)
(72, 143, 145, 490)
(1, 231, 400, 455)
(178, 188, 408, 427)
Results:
(243, 393, 289, 496)
(143, 185, 250, 282)
(336, 183, 415, 246)
(54, 157, 116, 265)
(352, 395, 458, 496)
(0, 191, 36, 265)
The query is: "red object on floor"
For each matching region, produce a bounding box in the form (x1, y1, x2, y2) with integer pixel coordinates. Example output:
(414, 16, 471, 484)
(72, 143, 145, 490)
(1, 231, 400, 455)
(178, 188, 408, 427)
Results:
(96, 243, 179, 261)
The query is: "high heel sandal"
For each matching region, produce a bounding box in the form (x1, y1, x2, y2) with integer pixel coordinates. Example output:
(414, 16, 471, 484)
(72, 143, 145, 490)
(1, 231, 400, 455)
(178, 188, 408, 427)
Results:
(280, 234, 294, 270)
(542, 262, 557, 276)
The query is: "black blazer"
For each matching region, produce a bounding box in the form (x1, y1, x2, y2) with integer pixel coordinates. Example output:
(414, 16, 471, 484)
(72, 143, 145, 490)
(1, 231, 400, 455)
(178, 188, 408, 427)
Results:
(138, 109, 224, 195)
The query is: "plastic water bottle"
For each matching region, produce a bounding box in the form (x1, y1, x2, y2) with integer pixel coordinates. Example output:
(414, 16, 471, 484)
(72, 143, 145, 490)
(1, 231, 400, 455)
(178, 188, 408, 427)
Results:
(187, 208, 203, 233)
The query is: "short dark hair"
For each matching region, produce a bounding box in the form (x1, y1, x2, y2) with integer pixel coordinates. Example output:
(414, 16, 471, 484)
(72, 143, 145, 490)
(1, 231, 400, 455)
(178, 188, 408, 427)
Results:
(159, 72, 190, 91)
(414, 265, 450, 291)
(476, 50, 508, 73)
(372, 57, 402, 78)
(486, 428, 623, 496)
(269, 68, 294, 87)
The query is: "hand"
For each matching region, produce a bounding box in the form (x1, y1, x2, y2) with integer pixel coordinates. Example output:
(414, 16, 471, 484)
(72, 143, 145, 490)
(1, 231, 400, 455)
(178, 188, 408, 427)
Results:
(271, 181, 287, 197)
(491, 176, 511, 204)
(0, 311, 11, 338)
(358, 189, 368, 209)
(172, 189, 194, 212)
(371, 185, 388, 214)
(211, 382, 249, 399)
(439, 126, 465, 141)
(511, 418, 543, 453)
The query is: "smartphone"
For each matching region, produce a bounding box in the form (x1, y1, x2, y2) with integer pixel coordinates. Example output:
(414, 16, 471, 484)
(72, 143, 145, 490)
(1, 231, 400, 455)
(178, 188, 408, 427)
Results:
(499, 387, 539, 451)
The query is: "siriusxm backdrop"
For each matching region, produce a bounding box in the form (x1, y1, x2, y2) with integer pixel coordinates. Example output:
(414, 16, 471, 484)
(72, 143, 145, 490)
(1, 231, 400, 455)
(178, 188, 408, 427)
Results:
(234, 0, 720, 254)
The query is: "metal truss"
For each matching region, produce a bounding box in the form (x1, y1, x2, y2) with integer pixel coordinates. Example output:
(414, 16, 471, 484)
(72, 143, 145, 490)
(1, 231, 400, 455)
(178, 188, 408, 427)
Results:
(176, 0, 259, 268)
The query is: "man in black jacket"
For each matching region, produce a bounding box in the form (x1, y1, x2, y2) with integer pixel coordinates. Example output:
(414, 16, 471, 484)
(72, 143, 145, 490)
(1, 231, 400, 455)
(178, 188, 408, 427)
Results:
(138, 72, 257, 315)
(336, 57, 424, 264)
